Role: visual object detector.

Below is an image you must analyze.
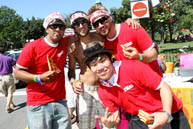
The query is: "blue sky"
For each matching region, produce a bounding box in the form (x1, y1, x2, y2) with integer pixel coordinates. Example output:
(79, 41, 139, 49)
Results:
(0, 0, 123, 20)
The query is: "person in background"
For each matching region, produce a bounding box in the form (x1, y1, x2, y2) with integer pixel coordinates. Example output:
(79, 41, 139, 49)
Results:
(14, 12, 72, 129)
(0, 47, 16, 113)
(154, 42, 166, 73)
(83, 43, 190, 129)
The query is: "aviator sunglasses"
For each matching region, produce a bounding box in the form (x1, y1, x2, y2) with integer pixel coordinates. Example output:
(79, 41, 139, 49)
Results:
(92, 16, 109, 28)
(48, 24, 66, 30)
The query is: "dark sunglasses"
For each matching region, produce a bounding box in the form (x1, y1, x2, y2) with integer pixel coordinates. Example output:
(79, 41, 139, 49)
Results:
(72, 18, 89, 28)
(48, 24, 66, 30)
(92, 16, 109, 28)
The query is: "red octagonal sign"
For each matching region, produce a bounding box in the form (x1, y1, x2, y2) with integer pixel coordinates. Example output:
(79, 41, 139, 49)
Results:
(133, 2, 147, 17)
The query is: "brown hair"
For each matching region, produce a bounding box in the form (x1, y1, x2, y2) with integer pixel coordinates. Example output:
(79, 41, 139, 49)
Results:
(88, 4, 108, 16)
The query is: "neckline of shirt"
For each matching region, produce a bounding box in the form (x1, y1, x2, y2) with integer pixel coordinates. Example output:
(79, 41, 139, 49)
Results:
(44, 38, 59, 47)
(106, 24, 120, 41)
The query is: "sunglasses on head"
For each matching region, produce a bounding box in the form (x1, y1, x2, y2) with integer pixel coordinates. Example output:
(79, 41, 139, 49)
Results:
(92, 16, 109, 28)
(48, 24, 66, 30)
(72, 18, 89, 28)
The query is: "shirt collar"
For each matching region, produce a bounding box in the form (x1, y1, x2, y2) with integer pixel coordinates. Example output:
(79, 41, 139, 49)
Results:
(100, 61, 122, 87)
(44, 37, 59, 47)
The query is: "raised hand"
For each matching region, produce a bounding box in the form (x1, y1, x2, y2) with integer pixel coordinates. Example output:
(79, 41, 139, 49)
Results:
(95, 107, 120, 128)
(122, 46, 139, 60)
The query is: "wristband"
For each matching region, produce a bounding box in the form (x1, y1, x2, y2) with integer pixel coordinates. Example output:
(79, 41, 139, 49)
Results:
(163, 111, 173, 123)
(70, 78, 75, 85)
(37, 75, 43, 85)
(138, 54, 143, 61)
(34, 75, 37, 82)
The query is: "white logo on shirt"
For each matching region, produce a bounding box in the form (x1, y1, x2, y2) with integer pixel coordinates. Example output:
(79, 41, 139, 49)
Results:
(124, 42, 133, 47)
(123, 84, 134, 92)
(57, 50, 64, 57)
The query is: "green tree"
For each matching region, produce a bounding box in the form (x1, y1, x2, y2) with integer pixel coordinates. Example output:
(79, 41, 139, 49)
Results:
(109, 0, 193, 43)
(0, 6, 24, 49)
(21, 17, 44, 45)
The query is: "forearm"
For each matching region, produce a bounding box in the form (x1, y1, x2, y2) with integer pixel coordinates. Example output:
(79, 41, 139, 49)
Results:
(160, 82, 173, 114)
(68, 70, 76, 81)
(142, 48, 158, 63)
(14, 68, 34, 82)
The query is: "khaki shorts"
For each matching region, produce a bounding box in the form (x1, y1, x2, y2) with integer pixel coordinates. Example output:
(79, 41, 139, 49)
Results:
(0, 74, 16, 95)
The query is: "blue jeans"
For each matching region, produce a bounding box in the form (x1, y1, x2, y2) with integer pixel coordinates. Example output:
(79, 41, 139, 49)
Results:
(27, 99, 72, 129)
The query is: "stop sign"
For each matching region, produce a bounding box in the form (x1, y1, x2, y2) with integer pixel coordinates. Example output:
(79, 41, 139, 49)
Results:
(131, 0, 149, 19)
(133, 2, 147, 17)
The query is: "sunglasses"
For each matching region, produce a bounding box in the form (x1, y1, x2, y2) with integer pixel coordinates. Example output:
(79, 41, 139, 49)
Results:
(92, 16, 109, 28)
(48, 24, 66, 30)
(72, 19, 89, 28)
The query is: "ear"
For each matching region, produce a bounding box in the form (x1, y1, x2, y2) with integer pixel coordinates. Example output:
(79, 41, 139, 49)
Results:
(45, 28, 49, 34)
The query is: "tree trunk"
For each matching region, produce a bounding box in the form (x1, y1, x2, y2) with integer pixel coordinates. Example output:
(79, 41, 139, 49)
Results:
(160, 26, 165, 44)
(168, 23, 173, 42)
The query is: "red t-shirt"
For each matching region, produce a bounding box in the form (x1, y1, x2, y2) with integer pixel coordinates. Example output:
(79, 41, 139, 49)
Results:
(98, 60, 182, 115)
(16, 36, 71, 105)
(104, 23, 163, 76)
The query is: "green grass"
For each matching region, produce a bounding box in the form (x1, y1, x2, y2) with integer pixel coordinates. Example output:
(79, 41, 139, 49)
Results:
(158, 41, 193, 66)
(158, 41, 193, 50)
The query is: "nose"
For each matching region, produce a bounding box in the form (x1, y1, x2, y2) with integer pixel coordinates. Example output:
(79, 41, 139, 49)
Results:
(96, 62, 104, 71)
(55, 27, 60, 30)
(98, 22, 104, 28)
(79, 23, 83, 28)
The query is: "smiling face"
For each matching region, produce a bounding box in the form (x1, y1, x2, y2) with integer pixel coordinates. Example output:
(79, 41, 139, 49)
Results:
(46, 21, 66, 44)
(92, 16, 112, 36)
(89, 54, 113, 81)
(73, 18, 90, 37)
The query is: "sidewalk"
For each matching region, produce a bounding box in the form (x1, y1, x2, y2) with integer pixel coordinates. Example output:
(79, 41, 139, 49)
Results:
(72, 123, 79, 129)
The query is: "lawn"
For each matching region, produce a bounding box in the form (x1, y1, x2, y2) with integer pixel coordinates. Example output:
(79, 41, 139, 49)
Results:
(158, 41, 193, 50)
(158, 41, 193, 65)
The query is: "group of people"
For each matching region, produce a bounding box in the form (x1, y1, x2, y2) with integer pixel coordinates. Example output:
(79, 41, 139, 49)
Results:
(4, 2, 190, 129)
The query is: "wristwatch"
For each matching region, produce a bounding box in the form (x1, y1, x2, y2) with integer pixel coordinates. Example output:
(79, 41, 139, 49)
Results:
(163, 111, 173, 123)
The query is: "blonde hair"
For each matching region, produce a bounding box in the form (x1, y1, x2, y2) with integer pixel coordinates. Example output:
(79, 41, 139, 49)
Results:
(88, 4, 108, 16)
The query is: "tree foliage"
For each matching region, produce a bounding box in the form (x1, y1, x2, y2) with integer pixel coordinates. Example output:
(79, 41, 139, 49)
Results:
(0, 6, 23, 49)
(0, 6, 45, 50)
(110, 0, 193, 43)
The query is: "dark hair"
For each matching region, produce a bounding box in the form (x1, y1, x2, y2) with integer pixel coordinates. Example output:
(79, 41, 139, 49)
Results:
(85, 52, 112, 68)
(0, 47, 4, 54)
(70, 11, 91, 29)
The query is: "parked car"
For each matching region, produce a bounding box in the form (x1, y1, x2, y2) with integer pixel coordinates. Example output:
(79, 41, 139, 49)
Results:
(5, 49, 22, 61)
(5, 49, 27, 88)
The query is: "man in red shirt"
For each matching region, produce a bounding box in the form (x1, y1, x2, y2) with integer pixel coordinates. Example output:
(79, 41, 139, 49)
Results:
(83, 43, 190, 129)
(14, 12, 72, 129)
(88, 5, 162, 77)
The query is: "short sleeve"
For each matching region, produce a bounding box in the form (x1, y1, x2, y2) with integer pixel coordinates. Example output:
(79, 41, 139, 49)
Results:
(136, 27, 153, 53)
(16, 42, 34, 69)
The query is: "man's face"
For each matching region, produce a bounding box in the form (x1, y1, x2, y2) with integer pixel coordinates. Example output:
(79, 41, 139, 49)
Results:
(46, 22, 66, 43)
(89, 55, 113, 81)
(73, 18, 90, 37)
(92, 16, 111, 36)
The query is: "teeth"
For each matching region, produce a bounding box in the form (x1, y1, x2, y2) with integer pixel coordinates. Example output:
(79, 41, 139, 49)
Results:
(104, 68, 107, 71)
